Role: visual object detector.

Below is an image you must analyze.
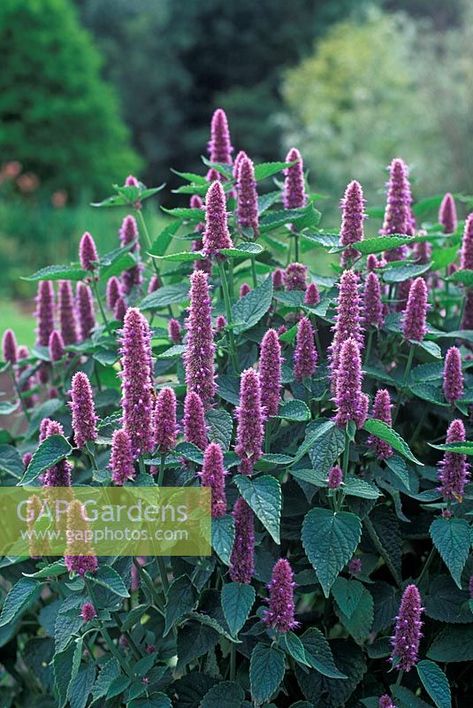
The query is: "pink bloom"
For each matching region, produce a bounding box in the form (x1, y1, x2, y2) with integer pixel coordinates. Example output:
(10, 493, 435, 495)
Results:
(35, 281, 55, 347)
(443, 346, 464, 405)
(215, 315, 226, 332)
(368, 389, 393, 459)
(148, 274, 161, 293)
(208, 108, 233, 164)
(202, 180, 233, 258)
(168, 319, 182, 344)
(154, 387, 178, 454)
(106, 276, 122, 310)
(114, 297, 127, 322)
(233, 150, 248, 180)
(236, 156, 259, 235)
(2, 329, 17, 364)
(437, 419, 470, 501)
(272, 268, 284, 289)
(327, 465, 343, 489)
(402, 277, 428, 342)
(235, 368, 264, 475)
(229, 498, 254, 584)
(390, 584, 423, 671)
(259, 329, 282, 418)
(58, 280, 79, 345)
(64, 500, 98, 575)
(48, 330, 64, 362)
(79, 232, 98, 271)
(183, 391, 208, 450)
(110, 428, 135, 485)
(199, 442, 227, 518)
(293, 316, 317, 381)
(340, 180, 365, 265)
(439, 192, 458, 234)
(284, 262, 307, 291)
(329, 269, 363, 390)
(184, 271, 216, 409)
(70, 372, 98, 449)
(460, 214, 473, 270)
(263, 558, 297, 633)
(304, 282, 320, 306)
(239, 282, 251, 298)
(363, 272, 384, 328)
(283, 148, 307, 209)
(334, 338, 367, 428)
(81, 602, 97, 622)
(381, 158, 413, 260)
(76, 282, 96, 341)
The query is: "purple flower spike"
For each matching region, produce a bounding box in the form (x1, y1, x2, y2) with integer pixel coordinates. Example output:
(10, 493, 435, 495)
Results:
(283, 148, 307, 210)
(229, 498, 254, 584)
(183, 391, 208, 450)
(263, 558, 297, 633)
(381, 158, 413, 260)
(379, 695, 396, 708)
(154, 387, 178, 454)
(199, 442, 227, 518)
(233, 150, 248, 180)
(340, 180, 365, 265)
(35, 281, 55, 347)
(120, 308, 155, 457)
(294, 316, 317, 381)
(208, 108, 233, 164)
(40, 419, 72, 486)
(114, 297, 127, 322)
(304, 282, 320, 307)
(272, 268, 284, 289)
(348, 558, 362, 575)
(76, 282, 96, 341)
(64, 500, 98, 575)
(106, 276, 122, 311)
(363, 271, 384, 329)
(70, 372, 98, 449)
(202, 180, 233, 258)
(284, 263, 308, 291)
(148, 274, 161, 293)
(460, 214, 473, 270)
(259, 329, 282, 418)
(437, 419, 470, 501)
(368, 389, 393, 459)
(48, 330, 64, 362)
(119, 214, 139, 247)
(391, 584, 423, 672)
(239, 282, 251, 298)
(110, 428, 135, 485)
(237, 156, 259, 235)
(79, 232, 98, 271)
(81, 602, 97, 622)
(215, 315, 227, 332)
(206, 167, 221, 183)
(367, 254, 379, 271)
(334, 337, 365, 428)
(443, 346, 464, 405)
(235, 368, 264, 475)
(330, 269, 363, 389)
(2, 329, 17, 364)
(439, 192, 458, 234)
(58, 280, 78, 345)
(184, 271, 216, 409)
(327, 465, 343, 489)
(168, 319, 182, 344)
(402, 277, 428, 342)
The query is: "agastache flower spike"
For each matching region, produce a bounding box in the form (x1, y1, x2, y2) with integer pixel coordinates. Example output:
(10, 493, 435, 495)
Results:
(259, 329, 282, 418)
(340, 180, 365, 265)
(119, 215, 143, 293)
(58, 280, 78, 345)
(368, 389, 393, 459)
(284, 263, 307, 291)
(35, 280, 55, 346)
(402, 277, 428, 342)
(199, 442, 227, 518)
(229, 498, 254, 584)
(70, 372, 98, 449)
(148, 274, 161, 293)
(41, 420, 72, 486)
(114, 297, 127, 322)
(120, 308, 154, 457)
(183, 391, 208, 450)
(168, 319, 182, 344)
(79, 232, 98, 271)
(239, 283, 251, 298)
(443, 346, 464, 405)
(363, 271, 384, 328)
(334, 337, 367, 428)
(381, 158, 413, 260)
(327, 465, 343, 489)
(367, 254, 379, 271)
(64, 500, 98, 575)
(390, 584, 423, 672)
(215, 315, 226, 332)
(294, 317, 317, 381)
(235, 368, 264, 475)
(106, 276, 122, 310)
(439, 192, 458, 234)
(76, 282, 96, 341)
(379, 695, 396, 708)
(81, 602, 97, 622)
(437, 418, 470, 501)
(110, 428, 135, 485)
(154, 387, 178, 454)
(2, 329, 17, 364)
(184, 271, 216, 409)
(283, 148, 307, 209)
(304, 282, 320, 306)
(125, 175, 139, 187)
(208, 108, 233, 164)
(233, 150, 248, 180)
(329, 269, 363, 389)
(202, 180, 233, 258)
(48, 330, 64, 362)
(272, 268, 284, 289)
(236, 155, 259, 235)
(460, 214, 473, 270)
(263, 558, 297, 633)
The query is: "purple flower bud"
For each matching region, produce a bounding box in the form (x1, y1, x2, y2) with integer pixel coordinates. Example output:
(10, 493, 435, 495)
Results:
(413, 239, 431, 264)
(367, 254, 379, 271)
(283, 148, 307, 210)
(334, 338, 365, 428)
(263, 558, 297, 633)
(183, 391, 208, 450)
(460, 214, 473, 270)
(35, 281, 55, 347)
(114, 297, 127, 322)
(48, 330, 64, 362)
(199, 442, 227, 518)
(379, 695, 396, 708)
(81, 602, 97, 622)
(119, 215, 139, 248)
(340, 180, 365, 265)
(208, 108, 233, 164)
(439, 192, 458, 234)
(70, 372, 98, 449)
(120, 308, 155, 457)
(330, 269, 363, 390)
(110, 428, 135, 485)
(229, 498, 254, 584)
(122, 264, 144, 295)
(154, 387, 178, 454)
(168, 319, 182, 344)
(76, 282, 96, 341)
(184, 271, 216, 409)
(215, 315, 226, 332)
(327, 465, 343, 489)
(106, 276, 122, 310)
(23, 451, 32, 468)
(235, 368, 264, 475)
(363, 271, 384, 329)
(381, 158, 413, 252)
(259, 329, 282, 418)
(402, 277, 428, 342)
(239, 282, 251, 298)
(206, 167, 221, 183)
(2, 329, 17, 364)
(348, 558, 362, 575)
(272, 268, 284, 289)
(304, 282, 320, 307)
(148, 274, 161, 293)
(284, 262, 307, 291)
(443, 346, 464, 405)
(79, 232, 98, 271)
(237, 156, 259, 235)
(368, 389, 393, 459)
(57, 280, 78, 345)
(126, 175, 140, 187)
(437, 419, 470, 501)
(64, 500, 98, 575)
(294, 316, 317, 381)
(233, 150, 248, 180)
(202, 181, 233, 257)
(391, 584, 423, 672)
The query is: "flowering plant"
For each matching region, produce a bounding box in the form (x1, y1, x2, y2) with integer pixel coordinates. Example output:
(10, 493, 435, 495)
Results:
(1, 109, 472, 707)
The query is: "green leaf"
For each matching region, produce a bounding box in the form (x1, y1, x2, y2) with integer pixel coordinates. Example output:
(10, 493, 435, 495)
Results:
(332, 577, 365, 619)
(382, 263, 431, 283)
(416, 660, 452, 708)
(86, 565, 130, 598)
(212, 514, 235, 565)
(430, 518, 470, 588)
(91, 658, 121, 699)
(151, 250, 200, 262)
(200, 682, 245, 708)
(99, 251, 136, 280)
(343, 478, 381, 499)
(164, 575, 197, 636)
(281, 631, 311, 667)
(53, 642, 76, 708)
(232, 276, 273, 334)
(355, 236, 415, 255)
(307, 422, 346, 479)
(149, 221, 180, 257)
(332, 579, 373, 643)
(429, 441, 473, 455)
(69, 663, 96, 708)
(161, 206, 204, 220)
(408, 382, 448, 406)
(0, 578, 41, 628)
(140, 283, 189, 310)
(254, 161, 292, 181)
(19, 434, 72, 485)
(0, 444, 24, 478)
(176, 621, 219, 669)
(55, 609, 83, 653)
(300, 628, 347, 679)
(221, 582, 255, 637)
(260, 453, 295, 466)
(250, 643, 285, 704)
(302, 508, 362, 597)
(427, 625, 473, 662)
(24, 561, 67, 578)
(206, 409, 233, 450)
(156, 344, 186, 359)
(23, 264, 87, 282)
(447, 268, 473, 286)
(424, 575, 472, 624)
(391, 685, 433, 708)
(363, 419, 423, 465)
(220, 243, 264, 258)
(277, 399, 311, 421)
(107, 675, 131, 700)
(293, 419, 338, 465)
(234, 474, 281, 544)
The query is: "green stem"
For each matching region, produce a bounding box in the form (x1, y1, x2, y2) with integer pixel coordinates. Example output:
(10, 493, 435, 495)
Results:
(91, 279, 110, 330)
(9, 368, 31, 421)
(157, 556, 169, 595)
(342, 428, 350, 478)
(230, 643, 236, 681)
(364, 329, 374, 366)
(137, 208, 161, 280)
(158, 453, 166, 487)
(294, 231, 300, 262)
(417, 547, 436, 588)
(217, 260, 239, 373)
(250, 256, 257, 288)
(138, 456, 146, 477)
(395, 669, 404, 687)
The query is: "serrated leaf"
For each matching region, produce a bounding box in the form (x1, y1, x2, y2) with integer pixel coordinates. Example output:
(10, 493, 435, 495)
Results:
(424, 575, 472, 624)
(427, 625, 473, 662)
(19, 434, 72, 484)
(0, 577, 41, 627)
(302, 508, 362, 597)
(23, 264, 87, 282)
(300, 628, 347, 679)
(156, 344, 186, 359)
(206, 408, 233, 450)
(343, 478, 381, 499)
(417, 660, 451, 708)
(429, 441, 473, 455)
(24, 561, 67, 578)
(363, 419, 423, 465)
(234, 474, 281, 544)
(164, 575, 197, 636)
(282, 631, 311, 667)
(307, 422, 346, 479)
(221, 582, 255, 637)
(232, 276, 273, 334)
(55, 609, 83, 652)
(355, 236, 415, 255)
(254, 161, 292, 181)
(278, 399, 311, 421)
(0, 444, 24, 478)
(211, 514, 235, 565)
(447, 268, 473, 286)
(149, 221, 180, 257)
(430, 518, 470, 588)
(92, 658, 121, 699)
(382, 263, 431, 283)
(250, 643, 285, 704)
(53, 642, 76, 708)
(220, 243, 264, 258)
(140, 283, 189, 310)
(152, 250, 201, 262)
(332, 579, 373, 643)
(86, 565, 130, 597)
(408, 382, 448, 406)
(200, 681, 245, 708)
(176, 621, 219, 669)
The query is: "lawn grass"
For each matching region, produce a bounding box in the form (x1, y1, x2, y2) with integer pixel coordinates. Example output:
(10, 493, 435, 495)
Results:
(0, 300, 35, 348)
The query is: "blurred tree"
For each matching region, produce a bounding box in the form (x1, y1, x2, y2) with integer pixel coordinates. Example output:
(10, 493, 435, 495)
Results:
(0, 0, 141, 200)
